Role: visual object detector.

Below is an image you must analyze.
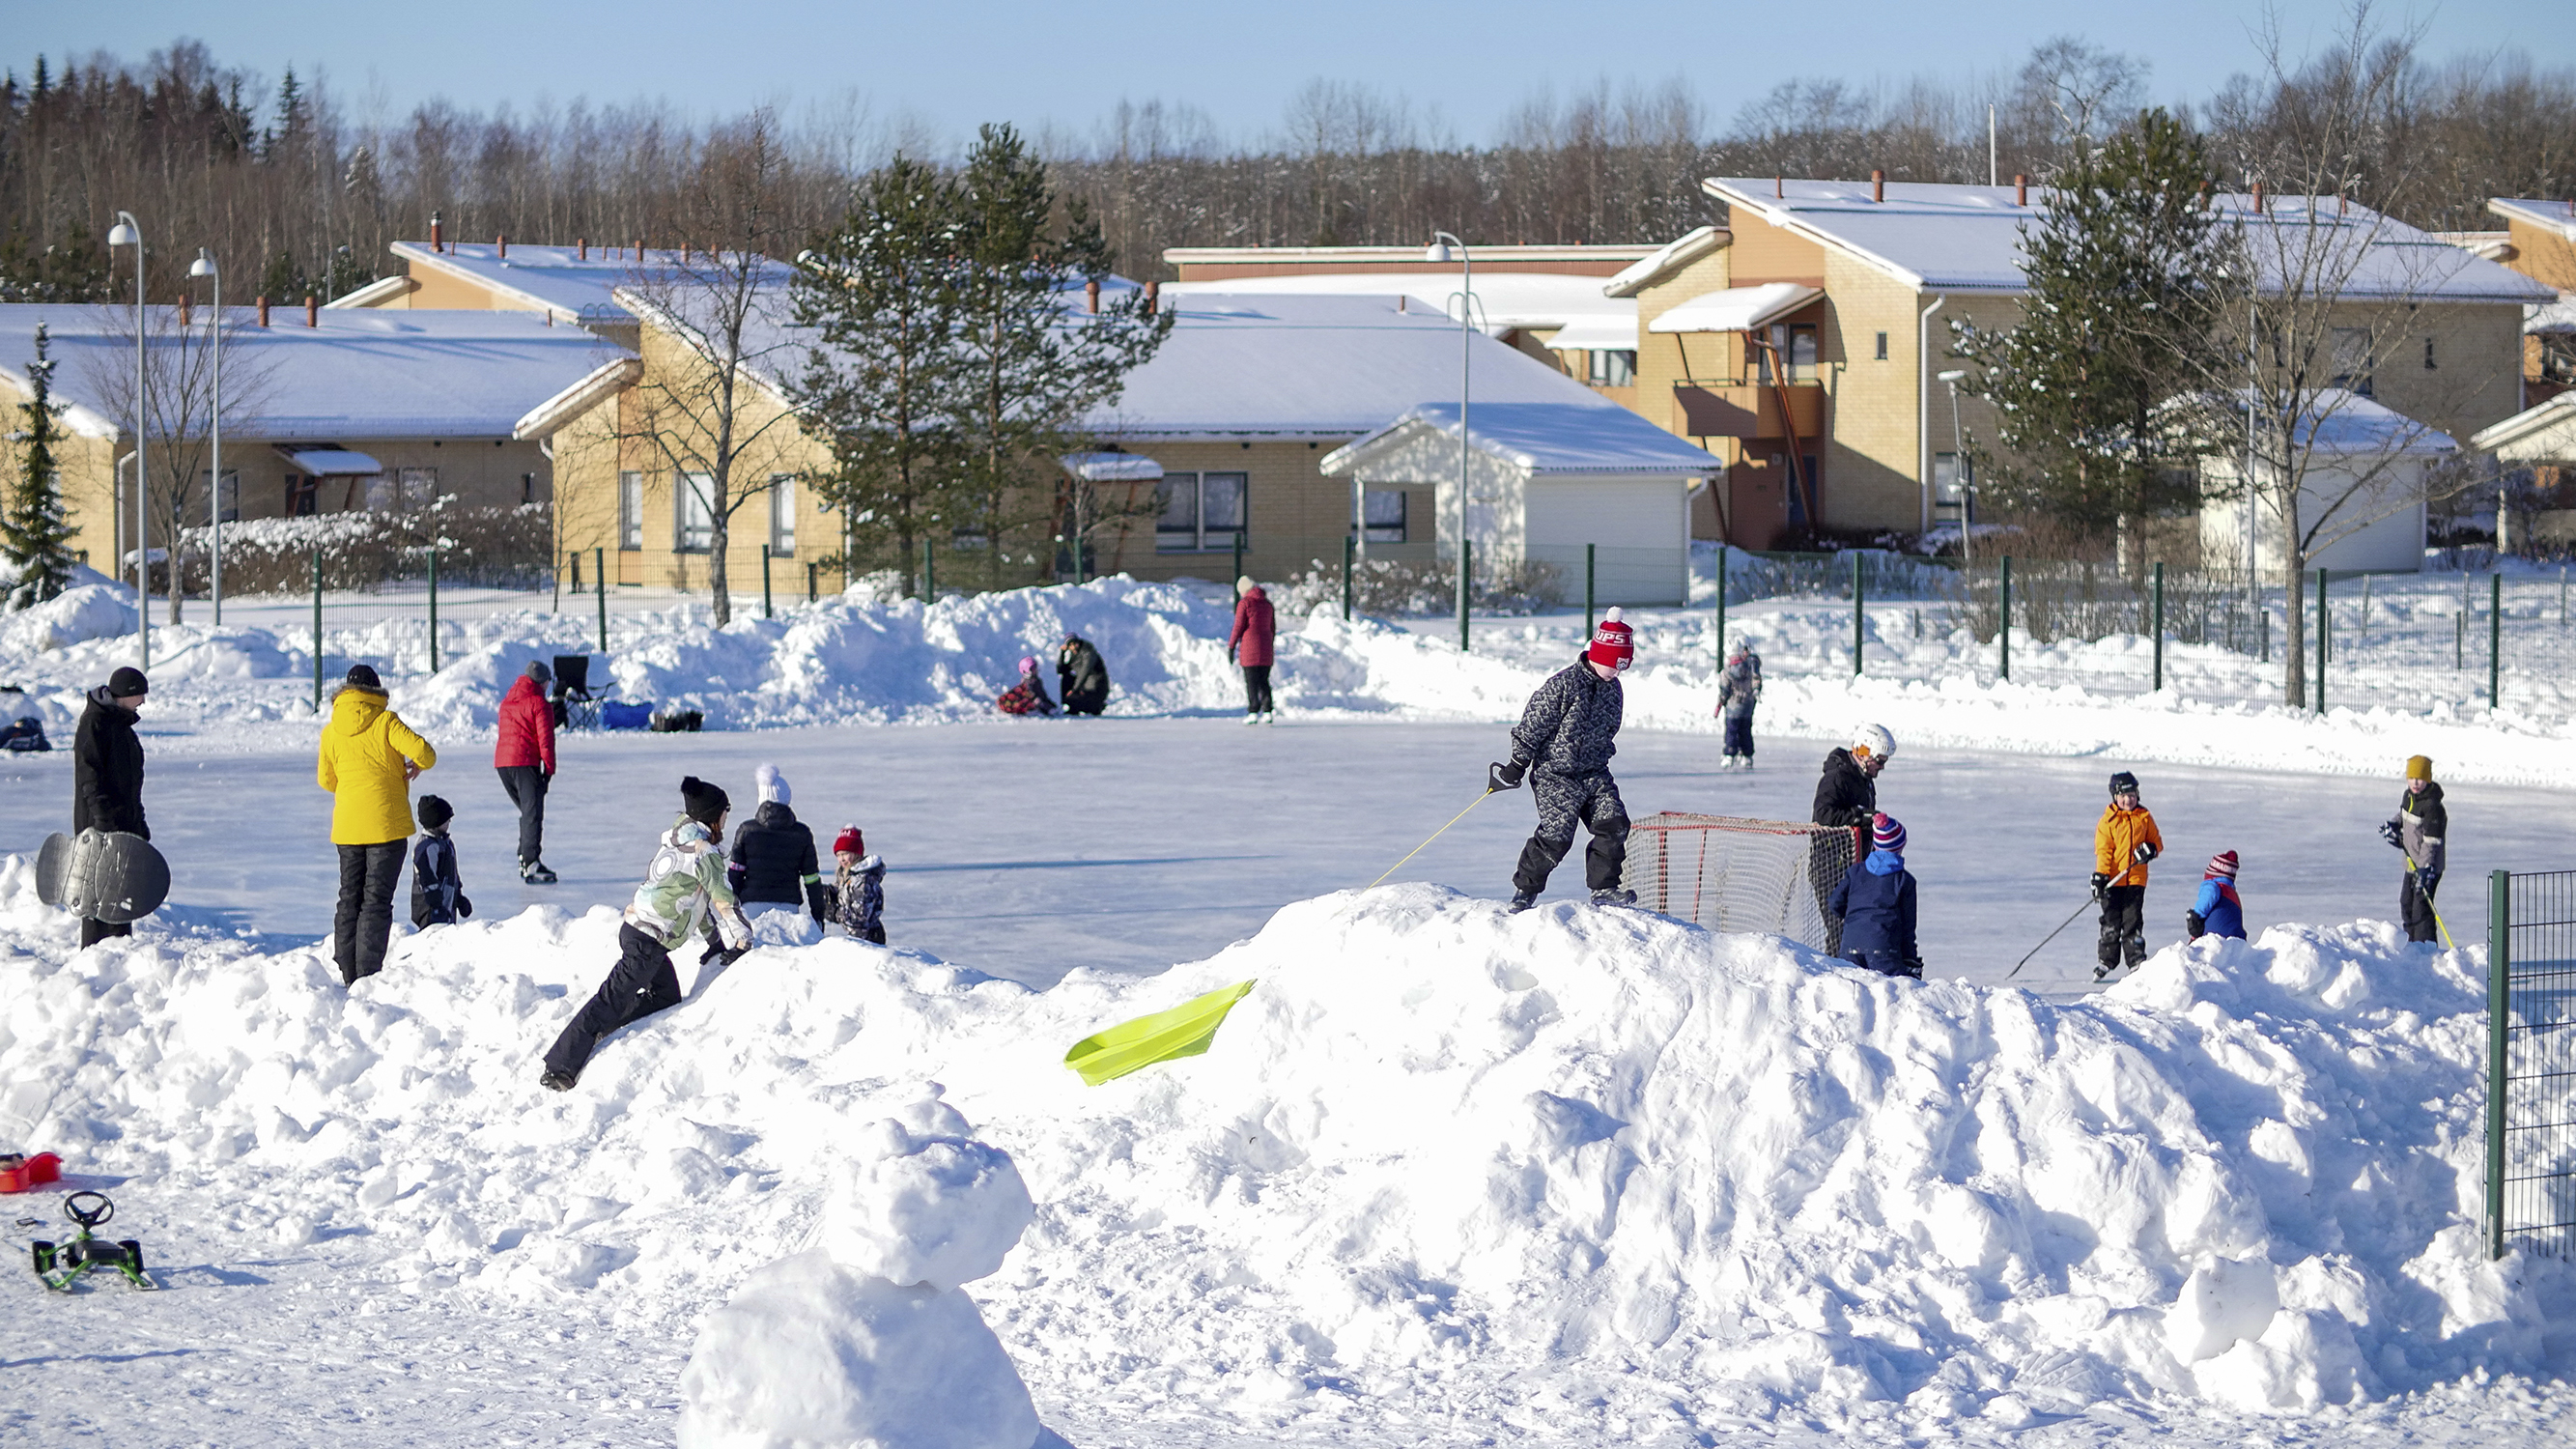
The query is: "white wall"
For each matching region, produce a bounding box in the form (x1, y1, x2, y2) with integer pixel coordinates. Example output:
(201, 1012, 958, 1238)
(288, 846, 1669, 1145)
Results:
(2200, 455, 2431, 575)
(1523, 475, 1691, 605)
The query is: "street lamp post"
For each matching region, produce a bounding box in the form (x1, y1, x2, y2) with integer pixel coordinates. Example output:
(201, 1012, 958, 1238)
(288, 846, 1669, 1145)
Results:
(1937, 368, 1970, 564)
(188, 248, 223, 624)
(106, 211, 147, 668)
(1426, 231, 1472, 651)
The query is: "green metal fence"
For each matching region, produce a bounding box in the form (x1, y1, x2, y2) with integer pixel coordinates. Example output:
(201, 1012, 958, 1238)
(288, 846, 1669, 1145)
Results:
(2488, 867, 2576, 1260)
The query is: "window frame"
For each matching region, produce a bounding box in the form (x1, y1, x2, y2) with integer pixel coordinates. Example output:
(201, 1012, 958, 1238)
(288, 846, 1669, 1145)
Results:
(203, 469, 240, 524)
(618, 470, 643, 551)
(2331, 327, 2374, 396)
(1155, 470, 1250, 553)
(674, 469, 714, 554)
(1587, 350, 1636, 387)
(767, 473, 796, 556)
(1360, 486, 1407, 544)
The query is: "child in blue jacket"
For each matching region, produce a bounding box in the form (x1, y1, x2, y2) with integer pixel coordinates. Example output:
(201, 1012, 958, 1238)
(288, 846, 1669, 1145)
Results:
(2187, 850, 2246, 941)
(1826, 812, 1920, 979)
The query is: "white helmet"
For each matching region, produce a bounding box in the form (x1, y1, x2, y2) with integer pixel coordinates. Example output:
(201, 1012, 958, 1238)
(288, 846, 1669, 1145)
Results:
(1851, 723, 1895, 763)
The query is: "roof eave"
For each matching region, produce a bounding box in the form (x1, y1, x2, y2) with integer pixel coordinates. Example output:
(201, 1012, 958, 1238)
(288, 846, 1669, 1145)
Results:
(514, 356, 644, 440)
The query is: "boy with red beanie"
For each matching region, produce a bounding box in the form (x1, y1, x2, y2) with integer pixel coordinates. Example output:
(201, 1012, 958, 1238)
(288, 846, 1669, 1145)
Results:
(830, 825, 887, 945)
(2187, 850, 2247, 942)
(1491, 610, 1634, 910)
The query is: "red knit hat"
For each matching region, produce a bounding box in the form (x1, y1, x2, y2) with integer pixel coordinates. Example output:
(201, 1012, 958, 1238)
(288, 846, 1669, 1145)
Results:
(834, 826, 864, 857)
(1587, 608, 1634, 670)
(2205, 850, 2238, 880)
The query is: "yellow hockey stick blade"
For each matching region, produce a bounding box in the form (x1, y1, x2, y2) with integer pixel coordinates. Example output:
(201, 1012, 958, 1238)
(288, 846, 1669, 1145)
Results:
(1063, 979, 1258, 1087)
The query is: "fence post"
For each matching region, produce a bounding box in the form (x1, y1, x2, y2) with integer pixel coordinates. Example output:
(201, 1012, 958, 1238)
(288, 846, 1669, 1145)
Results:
(1851, 551, 1864, 675)
(2152, 561, 2165, 693)
(1584, 543, 1597, 636)
(1999, 554, 2012, 681)
(596, 547, 608, 654)
(922, 538, 936, 600)
(1715, 548, 1727, 662)
(553, 549, 562, 614)
(426, 544, 439, 674)
(2313, 568, 2326, 714)
(311, 548, 323, 714)
(2488, 867, 2510, 1261)
(1341, 534, 1354, 621)
(2490, 572, 2503, 709)
(761, 544, 774, 620)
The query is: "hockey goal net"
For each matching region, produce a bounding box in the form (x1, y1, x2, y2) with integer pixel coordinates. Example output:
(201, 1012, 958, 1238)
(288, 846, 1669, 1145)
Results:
(1622, 813, 1859, 950)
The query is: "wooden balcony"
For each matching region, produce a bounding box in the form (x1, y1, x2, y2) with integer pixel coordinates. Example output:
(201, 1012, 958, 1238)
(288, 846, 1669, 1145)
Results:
(1671, 382, 1824, 440)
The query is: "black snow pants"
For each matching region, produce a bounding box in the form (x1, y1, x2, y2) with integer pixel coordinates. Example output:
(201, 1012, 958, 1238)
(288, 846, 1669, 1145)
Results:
(2098, 884, 2147, 971)
(334, 841, 407, 983)
(2401, 868, 2442, 945)
(79, 917, 131, 948)
(497, 765, 549, 867)
(1514, 770, 1628, 897)
(544, 923, 685, 1080)
(1243, 665, 1274, 716)
(1723, 713, 1754, 759)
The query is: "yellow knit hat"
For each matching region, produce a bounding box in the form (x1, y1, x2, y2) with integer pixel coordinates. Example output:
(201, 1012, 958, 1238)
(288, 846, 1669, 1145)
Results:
(2405, 754, 2432, 781)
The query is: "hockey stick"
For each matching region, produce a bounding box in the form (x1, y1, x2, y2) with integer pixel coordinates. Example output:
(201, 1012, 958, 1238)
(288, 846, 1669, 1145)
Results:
(2007, 892, 2099, 979)
(1366, 785, 1499, 890)
(2404, 854, 2457, 951)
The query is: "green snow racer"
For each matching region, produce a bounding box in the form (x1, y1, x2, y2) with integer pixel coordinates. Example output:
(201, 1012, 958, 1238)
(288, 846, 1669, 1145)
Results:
(31, 1191, 152, 1291)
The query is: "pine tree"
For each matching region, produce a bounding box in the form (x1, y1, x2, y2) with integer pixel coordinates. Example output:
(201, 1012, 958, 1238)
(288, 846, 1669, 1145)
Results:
(4, 323, 79, 609)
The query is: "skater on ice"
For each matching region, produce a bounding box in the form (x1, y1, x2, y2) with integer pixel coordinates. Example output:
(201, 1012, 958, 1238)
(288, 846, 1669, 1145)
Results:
(409, 794, 470, 928)
(728, 763, 826, 924)
(539, 775, 752, 1091)
(1715, 642, 1761, 769)
(1230, 575, 1277, 724)
(831, 825, 888, 945)
(494, 659, 558, 883)
(2382, 754, 2447, 944)
(1825, 812, 1920, 979)
(71, 666, 150, 948)
(2186, 850, 2245, 942)
(317, 665, 439, 986)
(1492, 610, 1634, 911)
(1058, 633, 1110, 716)
(2092, 770, 2163, 979)
(994, 656, 1057, 716)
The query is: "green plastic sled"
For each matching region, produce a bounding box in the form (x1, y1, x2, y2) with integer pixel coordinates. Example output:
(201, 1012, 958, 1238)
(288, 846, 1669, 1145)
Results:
(1063, 979, 1257, 1087)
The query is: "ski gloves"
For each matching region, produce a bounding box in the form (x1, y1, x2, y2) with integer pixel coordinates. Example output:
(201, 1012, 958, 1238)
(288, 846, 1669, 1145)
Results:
(2091, 872, 2112, 900)
(2379, 820, 2404, 850)
(2132, 841, 2158, 865)
(1489, 760, 1527, 791)
(2186, 910, 2207, 938)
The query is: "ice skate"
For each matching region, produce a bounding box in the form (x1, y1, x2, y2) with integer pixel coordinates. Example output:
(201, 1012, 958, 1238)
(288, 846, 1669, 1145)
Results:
(1242, 713, 1260, 726)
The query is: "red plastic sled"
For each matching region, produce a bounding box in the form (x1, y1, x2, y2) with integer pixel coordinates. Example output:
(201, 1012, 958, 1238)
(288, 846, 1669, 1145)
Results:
(0, 1152, 62, 1192)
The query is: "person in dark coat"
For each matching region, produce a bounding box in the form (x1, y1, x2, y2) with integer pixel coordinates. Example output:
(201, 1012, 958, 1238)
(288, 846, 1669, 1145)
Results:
(1058, 635, 1110, 717)
(1826, 813, 1920, 978)
(71, 666, 151, 948)
(495, 659, 558, 883)
(727, 763, 824, 923)
(1715, 644, 1761, 769)
(1811, 723, 1893, 953)
(1230, 577, 1278, 724)
(1492, 611, 1634, 910)
(2382, 754, 2448, 944)
(410, 794, 471, 927)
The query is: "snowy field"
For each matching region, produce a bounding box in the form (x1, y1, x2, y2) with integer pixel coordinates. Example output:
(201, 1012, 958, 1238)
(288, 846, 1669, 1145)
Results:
(3, 570, 2573, 1446)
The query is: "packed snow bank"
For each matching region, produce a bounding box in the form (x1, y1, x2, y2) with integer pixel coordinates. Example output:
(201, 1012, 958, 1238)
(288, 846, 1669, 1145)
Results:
(2, 862, 2566, 1438)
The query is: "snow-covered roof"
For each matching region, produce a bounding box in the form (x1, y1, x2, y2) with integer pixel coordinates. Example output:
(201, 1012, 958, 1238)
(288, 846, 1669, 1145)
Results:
(274, 446, 383, 475)
(2469, 390, 2576, 457)
(2487, 198, 2576, 243)
(1648, 282, 1822, 334)
(1321, 401, 1718, 477)
(0, 304, 623, 441)
(1061, 451, 1165, 482)
(1705, 178, 2556, 304)
(2237, 387, 2459, 455)
(1541, 316, 1640, 352)
(1160, 272, 1633, 338)
(1601, 225, 1730, 298)
(2528, 293, 2576, 335)
(371, 241, 761, 325)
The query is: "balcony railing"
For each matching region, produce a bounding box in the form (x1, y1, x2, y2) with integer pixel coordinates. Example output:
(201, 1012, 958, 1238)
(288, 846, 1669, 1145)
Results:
(1672, 380, 1824, 440)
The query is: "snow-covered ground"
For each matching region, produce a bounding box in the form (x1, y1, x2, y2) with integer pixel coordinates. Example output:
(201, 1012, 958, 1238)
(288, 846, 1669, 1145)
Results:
(3, 571, 2573, 1445)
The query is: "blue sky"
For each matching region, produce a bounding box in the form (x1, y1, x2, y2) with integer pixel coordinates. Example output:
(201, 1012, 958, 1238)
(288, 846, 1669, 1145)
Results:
(8, 0, 2565, 150)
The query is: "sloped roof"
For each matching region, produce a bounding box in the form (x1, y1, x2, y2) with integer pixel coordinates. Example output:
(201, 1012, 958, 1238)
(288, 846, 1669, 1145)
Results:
(1161, 271, 1632, 338)
(2239, 387, 2458, 455)
(2469, 390, 2576, 456)
(2488, 198, 2576, 243)
(1706, 178, 2555, 303)
(1322, 401, 1718, 477)
(1648, 282, 1822, 334)
(1601, 225, 1731, 298)
(373, 242, 807, 325)
(0, 304, 623, 440)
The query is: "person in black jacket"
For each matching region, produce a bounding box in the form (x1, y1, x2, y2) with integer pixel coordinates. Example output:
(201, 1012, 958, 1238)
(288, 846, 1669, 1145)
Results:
(1492, 612, 1634, 910)
(1812, 723, 1895, 953)
(728, 764, 824, 924)
(410, 794, 471, 927)
(72, 666, 151, 948)
(1826, 813, 1921, 978)
(2381, 753, 2449, 944)
(1058, 635, 1110, 716)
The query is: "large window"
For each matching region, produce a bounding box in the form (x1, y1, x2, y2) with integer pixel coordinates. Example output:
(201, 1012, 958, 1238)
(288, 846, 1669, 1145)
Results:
(2332, 327, 2373, 396)
(768, 474, 796, 555)
(618, 471, 643, 550)
(1587, 350, 1636, 387)
(1360, 487, 1407, 543)
(1156, 470, 1247, 553)
(675, 470, 714, 553)
(1758, 324, 1819, 384)
(202, 469, 240, 524)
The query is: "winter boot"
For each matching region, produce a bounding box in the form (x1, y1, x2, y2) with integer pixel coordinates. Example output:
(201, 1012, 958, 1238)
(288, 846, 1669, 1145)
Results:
(1591, 887, 1637, 907)
(1508, 889, 1538, 913)
(539, 1069, 578, 1093)
(522, 861, 558, 885)
(1242, 713, 1260, 726)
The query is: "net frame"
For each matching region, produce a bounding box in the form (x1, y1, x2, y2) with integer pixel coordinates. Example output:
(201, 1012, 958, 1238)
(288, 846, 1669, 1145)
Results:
(1622, 812, 1859, 950)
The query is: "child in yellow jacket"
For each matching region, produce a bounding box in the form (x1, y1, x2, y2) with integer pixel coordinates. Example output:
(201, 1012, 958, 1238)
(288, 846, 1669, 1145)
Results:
(2091, 770, 2164, 980)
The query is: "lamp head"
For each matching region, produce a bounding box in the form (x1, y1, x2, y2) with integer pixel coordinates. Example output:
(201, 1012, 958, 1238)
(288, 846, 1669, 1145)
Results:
(1424, 241, 1453, 264)
(187, 248, 217, 279)
(1937, 369, 1967, 383)
(107, 220, 138, 248)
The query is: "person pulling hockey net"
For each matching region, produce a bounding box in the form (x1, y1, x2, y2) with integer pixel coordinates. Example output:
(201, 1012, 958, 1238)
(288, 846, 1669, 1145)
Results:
(1492, 611, 1634, 911)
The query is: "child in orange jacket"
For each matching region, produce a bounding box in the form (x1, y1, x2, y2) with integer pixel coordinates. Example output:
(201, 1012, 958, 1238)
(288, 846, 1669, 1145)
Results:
(2092, 770, 2164, 980)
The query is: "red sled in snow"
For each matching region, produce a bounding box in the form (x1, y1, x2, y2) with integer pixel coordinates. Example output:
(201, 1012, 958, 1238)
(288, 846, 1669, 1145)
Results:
(0, 1152, 62, 1192)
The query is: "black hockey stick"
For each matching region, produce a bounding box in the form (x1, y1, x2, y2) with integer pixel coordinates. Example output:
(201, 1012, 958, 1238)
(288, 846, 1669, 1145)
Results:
(2007, 893, 2099, 979)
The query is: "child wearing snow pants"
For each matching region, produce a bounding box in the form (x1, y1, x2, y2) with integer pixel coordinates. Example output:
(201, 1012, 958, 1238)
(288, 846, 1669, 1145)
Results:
(1826, 813, 1920, 978)
(1494, 614, 1634, 909)
(2092, 771, 2164, 976)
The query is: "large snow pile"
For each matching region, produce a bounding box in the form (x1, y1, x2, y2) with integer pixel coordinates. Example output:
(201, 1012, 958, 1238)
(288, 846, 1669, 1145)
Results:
(1, 862, 2566, 1439)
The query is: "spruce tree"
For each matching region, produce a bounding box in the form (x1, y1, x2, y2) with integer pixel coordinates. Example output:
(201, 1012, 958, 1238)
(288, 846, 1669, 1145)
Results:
(5, 323, 78, 608)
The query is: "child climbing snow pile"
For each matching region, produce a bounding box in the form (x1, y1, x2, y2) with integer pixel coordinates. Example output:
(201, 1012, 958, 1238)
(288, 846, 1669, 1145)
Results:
(409, 794, 470, 928)
(2092, 770, 2163, 979)
(1825, 812, 1920, 978)
(833, 826, 888, 945)
(2187, 850, 2246, 942)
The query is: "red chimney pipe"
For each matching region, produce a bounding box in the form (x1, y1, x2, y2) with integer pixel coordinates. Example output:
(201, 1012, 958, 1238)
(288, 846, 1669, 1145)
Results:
(1872, 170, 1885, 203)
(1144, 279, 1159, 315)
(305, 296, 318, 327)
(178, 294, 191, 327)
(496, 234, 507, 259)
(2196, 181, 2210, 211)
(2337, 191, 2347, 216)
(577, 238, 587, 260)
(1398, 294, 1407, 313)
(1085, 279, 1100, 314)
(431, 213, 443, 253)
(636, 240, 644, 261)
(1774, 175, 1783, 198)
(2015, 174, 2028, 207)
(255, 297, 269, 327)
(2251, 180, 2265, 213)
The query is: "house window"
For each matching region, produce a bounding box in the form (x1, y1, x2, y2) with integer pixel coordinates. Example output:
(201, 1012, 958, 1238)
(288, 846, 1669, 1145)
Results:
(1360, 487, 1407, 543)
(1875, 330, 1889, 360)
(2331, 327, 2372, 395)
(202, 470, 240, 524)
(1587, 350, 1636, 386)
(1156, 471, 1248, 553)
(768, 473, 796, 555)
(2543, 336, 2576, 384)
(398, 467, 439, 509)
(522, 471, 537, 504)
(1759, 324, 1819, 383)
(285, 476, 319, 516)
(618, 470, 643, 550)
(363, 472, 394, 511)
(675, 470, 714, 553)
(1933, 452, 1968, 507)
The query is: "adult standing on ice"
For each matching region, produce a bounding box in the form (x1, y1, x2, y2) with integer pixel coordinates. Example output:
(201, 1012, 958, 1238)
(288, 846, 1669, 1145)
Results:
(540, 776, 751, 1091)
(1491, 611, 1635, 911)
(71, 666, 151, 948)
(1715, 642, 1762, 769)
(1230, 576, 1277, 724)
(316, 665, 439, 985)
(2381, 755, 2447, 945)
(494, 660, 557, 884)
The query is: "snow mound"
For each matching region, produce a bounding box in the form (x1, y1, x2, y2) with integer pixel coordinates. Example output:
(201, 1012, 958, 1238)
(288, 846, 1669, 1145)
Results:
(1, 583, 135, 655)
(0, 871, 2566, 1437)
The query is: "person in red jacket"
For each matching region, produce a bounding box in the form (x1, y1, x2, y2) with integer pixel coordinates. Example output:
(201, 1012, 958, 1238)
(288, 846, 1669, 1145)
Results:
(495, 660, 558, 883)
(1229, 576, 1277, 725)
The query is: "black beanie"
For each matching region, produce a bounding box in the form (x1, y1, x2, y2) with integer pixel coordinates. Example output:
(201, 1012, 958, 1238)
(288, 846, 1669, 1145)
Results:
(346, 664, 383, 692)
(680, 775, 729, 826)
(106, 667, 148, 696)
(417, 794, 454, 829)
